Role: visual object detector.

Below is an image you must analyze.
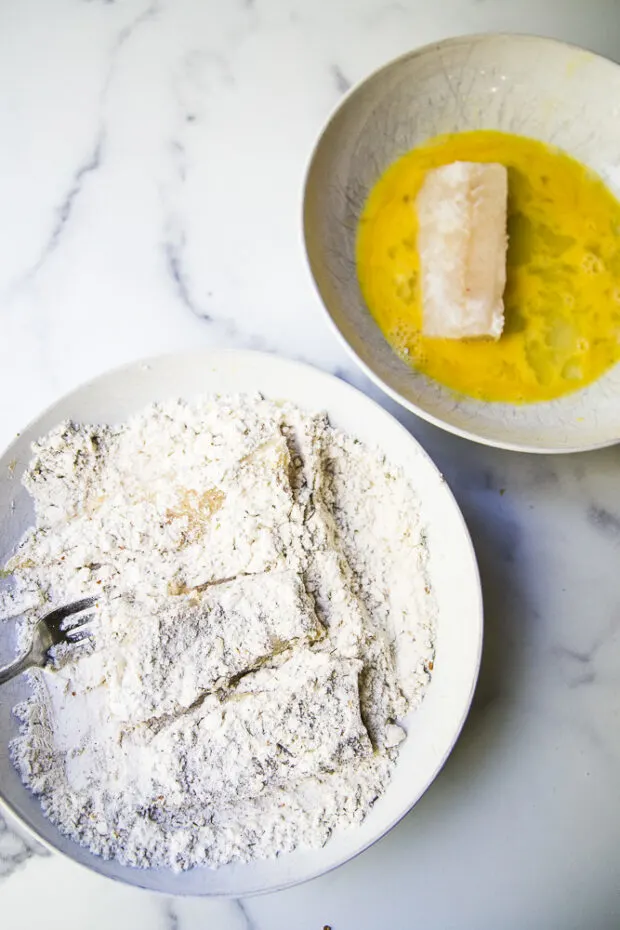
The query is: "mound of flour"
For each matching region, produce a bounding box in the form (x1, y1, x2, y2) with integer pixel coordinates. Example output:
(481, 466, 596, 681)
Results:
(0, 395, 436, 871)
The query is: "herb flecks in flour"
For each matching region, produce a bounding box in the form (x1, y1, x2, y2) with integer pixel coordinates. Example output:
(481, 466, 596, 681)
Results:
(0, 395, 436, 870)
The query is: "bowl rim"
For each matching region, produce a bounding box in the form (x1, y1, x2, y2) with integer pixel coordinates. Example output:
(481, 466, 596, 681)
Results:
(0, 347, 484, 896)
(302, 32, 620, 455)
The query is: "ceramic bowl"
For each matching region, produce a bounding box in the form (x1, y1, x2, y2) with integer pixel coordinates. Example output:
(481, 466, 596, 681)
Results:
(0, 350, 482, 895)
(303, 34, 620, 452)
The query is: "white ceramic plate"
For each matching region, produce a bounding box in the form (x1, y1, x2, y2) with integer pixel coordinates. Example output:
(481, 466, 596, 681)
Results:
(303, 34, 620, 453)
(0, 350, 482, 896)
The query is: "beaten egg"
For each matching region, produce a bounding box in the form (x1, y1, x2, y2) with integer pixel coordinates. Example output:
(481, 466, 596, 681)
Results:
(356, 130, 620, 403)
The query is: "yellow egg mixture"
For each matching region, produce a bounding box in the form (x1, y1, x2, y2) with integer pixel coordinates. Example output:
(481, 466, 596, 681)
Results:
(356, 131, 620, 403)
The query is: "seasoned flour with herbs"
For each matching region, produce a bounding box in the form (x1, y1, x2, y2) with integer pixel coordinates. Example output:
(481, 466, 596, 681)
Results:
(0, 395, 436, 870)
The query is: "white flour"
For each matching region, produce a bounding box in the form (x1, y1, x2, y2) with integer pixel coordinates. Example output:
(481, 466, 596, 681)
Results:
(1, 395, 436, 871)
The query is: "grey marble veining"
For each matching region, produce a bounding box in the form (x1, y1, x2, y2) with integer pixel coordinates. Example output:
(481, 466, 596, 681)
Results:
(0, 812, 48, 882)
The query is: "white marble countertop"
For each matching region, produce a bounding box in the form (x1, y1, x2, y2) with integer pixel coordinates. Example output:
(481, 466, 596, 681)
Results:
(1, 1, 620, 928)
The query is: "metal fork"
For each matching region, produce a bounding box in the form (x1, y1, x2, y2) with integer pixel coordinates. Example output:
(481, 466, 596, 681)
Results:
(0, 597, 97, 686)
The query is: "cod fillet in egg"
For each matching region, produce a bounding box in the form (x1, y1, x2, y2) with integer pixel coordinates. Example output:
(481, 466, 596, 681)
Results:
(416, 161, 508, 339)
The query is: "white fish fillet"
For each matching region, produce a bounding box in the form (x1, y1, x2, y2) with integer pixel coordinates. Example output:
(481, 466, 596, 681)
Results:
(125, 649, 373, 809)
(62, 571, 325, 724)
(416, 161, 508, 339)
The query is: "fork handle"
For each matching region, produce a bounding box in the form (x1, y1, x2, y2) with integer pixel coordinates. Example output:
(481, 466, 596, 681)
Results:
(0, 647, 35, 686)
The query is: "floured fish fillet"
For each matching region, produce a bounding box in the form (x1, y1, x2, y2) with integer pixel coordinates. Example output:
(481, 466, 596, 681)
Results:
(167, 432, 298, 590)
(61, 571, 324, 723)
(127, 649, 373, 809)
(8, 423, 297, 602)
(416, 161, 508, 339)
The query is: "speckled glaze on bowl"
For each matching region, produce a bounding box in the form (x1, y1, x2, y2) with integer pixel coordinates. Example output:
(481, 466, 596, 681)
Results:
(303, 34, 620, 452)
